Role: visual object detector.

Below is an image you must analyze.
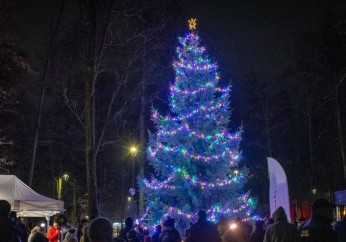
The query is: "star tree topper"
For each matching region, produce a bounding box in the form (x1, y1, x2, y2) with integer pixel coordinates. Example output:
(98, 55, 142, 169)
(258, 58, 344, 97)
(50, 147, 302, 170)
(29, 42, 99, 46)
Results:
(188, 18, 197, 30)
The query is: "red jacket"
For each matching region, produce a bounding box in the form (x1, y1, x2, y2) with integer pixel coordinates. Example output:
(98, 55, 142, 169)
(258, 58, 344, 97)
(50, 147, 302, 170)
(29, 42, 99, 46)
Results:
(47, 226, 60, 242)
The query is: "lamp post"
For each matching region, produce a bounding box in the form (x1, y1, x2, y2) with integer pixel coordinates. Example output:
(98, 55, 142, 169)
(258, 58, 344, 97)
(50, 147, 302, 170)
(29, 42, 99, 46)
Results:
(129, 146, 138, 217)
(57, 173, 69, 200)
(127, 196, 132, 217)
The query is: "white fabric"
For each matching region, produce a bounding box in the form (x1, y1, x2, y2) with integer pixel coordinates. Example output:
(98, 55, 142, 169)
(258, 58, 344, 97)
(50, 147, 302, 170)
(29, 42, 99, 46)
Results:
(267, 157, 291, 222)
(0, 175, 64, 217)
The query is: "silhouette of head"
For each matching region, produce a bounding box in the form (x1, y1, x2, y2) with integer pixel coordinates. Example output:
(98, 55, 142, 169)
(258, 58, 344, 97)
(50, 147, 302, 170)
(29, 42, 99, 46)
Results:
(198, 210, 207, 220)
(163, 217, 175, 227)
(125, 217, 134, 228)
(0, 200, 11, 218)
(88, 217, 113, 242)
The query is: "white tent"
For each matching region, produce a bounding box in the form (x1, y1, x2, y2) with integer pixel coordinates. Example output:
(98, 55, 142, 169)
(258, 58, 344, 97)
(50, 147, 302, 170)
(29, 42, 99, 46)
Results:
(0, 175, 64, 217)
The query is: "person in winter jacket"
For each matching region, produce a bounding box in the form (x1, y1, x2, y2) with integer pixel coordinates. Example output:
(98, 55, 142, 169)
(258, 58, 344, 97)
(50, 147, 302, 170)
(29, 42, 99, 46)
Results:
(143, 229, 152, 242)
(10, 211, 27, 242)
(118, 217, 137, 242)
(333, 215, 346, 242)
(47, 221, 62, 242)
(299, 198, 337, 242)
(28, 226, 41, 242)
(151, 225, 161, 242)
(31, 232, 49, 242)
(128, 230, 140, 242)
(77, 218, 88, 242)
(263, 206, 299, 242)
(0, 200, 21, 242)
(79, 225, 89, 242)
(158, 217, 181, 242)
(217, 215, 229, 241)
(189, 210, 221, 242)
(249, 220, 265, 242)
(63, 228, 78, 242)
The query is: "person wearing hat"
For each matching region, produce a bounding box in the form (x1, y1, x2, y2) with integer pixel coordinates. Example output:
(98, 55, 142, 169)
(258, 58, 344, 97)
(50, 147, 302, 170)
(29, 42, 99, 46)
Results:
(158, 217, 181, 242)
(188, 210, 221, 242)
(299, 198, 338, 242)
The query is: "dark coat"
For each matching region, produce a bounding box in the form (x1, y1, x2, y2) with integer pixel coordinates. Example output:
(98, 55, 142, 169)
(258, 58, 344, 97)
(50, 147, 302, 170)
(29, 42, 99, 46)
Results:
(152, 232, 160, 242)
(333, 218, 346, 242)
(263, 207, 299, 242)
(299, 216, 338, 242)
(249, 229, 265, 242)
(189, 219, 222, 242)
(31, 232, 49, 242)
(158, 226, 181, 242)
(0, 218, 21, 242)
(118, 227, 133, 242)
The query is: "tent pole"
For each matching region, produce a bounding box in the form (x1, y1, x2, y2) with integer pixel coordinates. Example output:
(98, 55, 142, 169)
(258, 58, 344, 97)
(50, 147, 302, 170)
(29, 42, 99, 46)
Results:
(46, 216, 50, 233)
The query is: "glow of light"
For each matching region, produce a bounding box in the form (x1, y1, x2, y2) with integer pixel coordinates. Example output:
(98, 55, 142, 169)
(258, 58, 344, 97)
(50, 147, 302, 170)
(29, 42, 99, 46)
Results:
(130, 146, 138, 156)
(63, 174, 69, 181)
(230, 223, 237, 230)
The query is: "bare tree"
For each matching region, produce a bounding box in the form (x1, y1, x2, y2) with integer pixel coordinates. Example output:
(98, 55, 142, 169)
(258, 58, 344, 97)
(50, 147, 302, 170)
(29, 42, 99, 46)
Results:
(28, 0, 65, 187)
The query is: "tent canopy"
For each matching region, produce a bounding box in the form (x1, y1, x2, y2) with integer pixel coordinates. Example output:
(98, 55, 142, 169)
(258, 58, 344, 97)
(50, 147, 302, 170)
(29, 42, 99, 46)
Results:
(0, 175, 64, 217)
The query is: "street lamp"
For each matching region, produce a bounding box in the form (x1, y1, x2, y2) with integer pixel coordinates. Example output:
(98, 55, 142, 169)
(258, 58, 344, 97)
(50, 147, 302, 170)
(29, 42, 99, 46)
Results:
(129, 146, 138, 217)
(312, 188, 317, 195)
(130, 146, 138, 191)
(127, 196, 132, 217)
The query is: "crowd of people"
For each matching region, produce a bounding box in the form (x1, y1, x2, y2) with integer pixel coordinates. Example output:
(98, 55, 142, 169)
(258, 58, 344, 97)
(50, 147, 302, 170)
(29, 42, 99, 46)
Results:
(0, 198, 345, 242)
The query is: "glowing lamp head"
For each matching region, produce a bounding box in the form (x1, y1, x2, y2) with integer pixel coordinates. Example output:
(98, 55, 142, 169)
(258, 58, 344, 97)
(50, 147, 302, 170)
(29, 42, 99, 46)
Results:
(130, 146, 138, 156)
(312, 188, 317, 195)
(63, 174, 69, 181)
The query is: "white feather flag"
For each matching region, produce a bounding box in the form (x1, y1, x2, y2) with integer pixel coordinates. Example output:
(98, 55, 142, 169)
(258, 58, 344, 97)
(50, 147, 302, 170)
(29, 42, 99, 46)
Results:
(267, 157, 291, 222)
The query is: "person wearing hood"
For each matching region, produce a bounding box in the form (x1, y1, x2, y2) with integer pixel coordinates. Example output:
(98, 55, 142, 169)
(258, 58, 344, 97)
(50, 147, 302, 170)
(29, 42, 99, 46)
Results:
(263, 206, 299, 242)
(158, 217, 181, 242)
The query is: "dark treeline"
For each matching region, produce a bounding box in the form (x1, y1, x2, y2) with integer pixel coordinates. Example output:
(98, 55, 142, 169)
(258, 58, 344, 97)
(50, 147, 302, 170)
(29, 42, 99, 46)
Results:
(0, 0, 345, 221)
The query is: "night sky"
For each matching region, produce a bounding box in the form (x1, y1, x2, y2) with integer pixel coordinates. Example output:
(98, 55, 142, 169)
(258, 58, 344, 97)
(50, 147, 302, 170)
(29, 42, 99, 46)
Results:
(9, 0, 333, 80)
(192, 0, 327, 81)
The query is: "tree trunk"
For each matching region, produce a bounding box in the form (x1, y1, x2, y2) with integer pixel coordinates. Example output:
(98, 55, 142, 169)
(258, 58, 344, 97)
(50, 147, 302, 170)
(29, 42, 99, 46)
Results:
(307, 102, 315, 191)
(264, 101, 272, 157)
(28, 65, 48, 187)
(139, 39, 146, 215)
(336, 92, 346, 186)
(85, 0, 98, 219)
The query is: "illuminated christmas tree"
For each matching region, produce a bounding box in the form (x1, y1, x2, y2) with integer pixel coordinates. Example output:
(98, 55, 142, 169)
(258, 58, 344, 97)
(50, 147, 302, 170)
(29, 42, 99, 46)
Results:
(140, 19, 255, 232)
